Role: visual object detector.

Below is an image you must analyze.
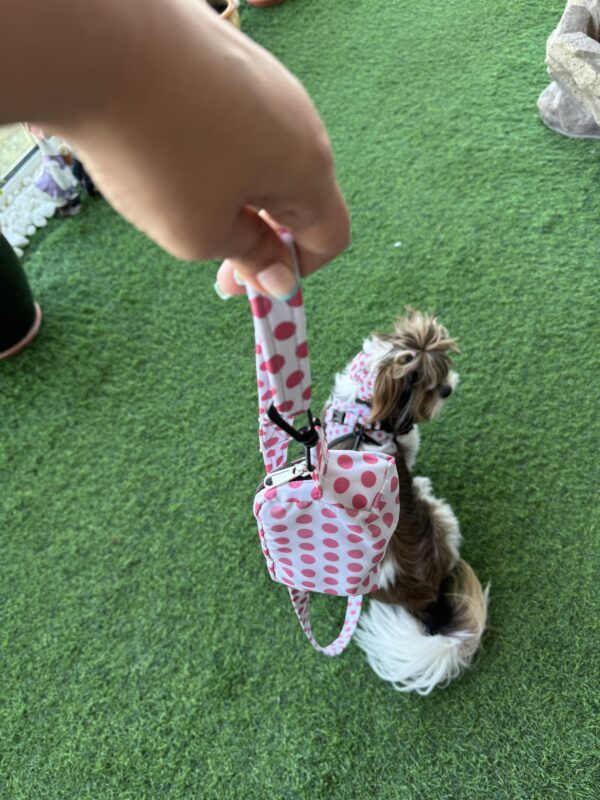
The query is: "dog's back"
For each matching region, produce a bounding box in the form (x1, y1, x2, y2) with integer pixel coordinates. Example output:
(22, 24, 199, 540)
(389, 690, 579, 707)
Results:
(355, 445, 489, 694)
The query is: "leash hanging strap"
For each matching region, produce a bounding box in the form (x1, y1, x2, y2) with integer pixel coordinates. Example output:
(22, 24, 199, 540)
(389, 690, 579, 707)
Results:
(246, 234, 312, 474)
(289, 590, 362, 657)
(247, 235, 361, 657)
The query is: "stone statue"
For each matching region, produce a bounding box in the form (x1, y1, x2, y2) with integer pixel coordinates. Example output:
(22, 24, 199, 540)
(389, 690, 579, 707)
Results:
(538, 0, 600, 138)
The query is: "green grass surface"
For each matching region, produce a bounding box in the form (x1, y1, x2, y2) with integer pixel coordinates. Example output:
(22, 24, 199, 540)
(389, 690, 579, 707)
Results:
(1, 1, 599, 797)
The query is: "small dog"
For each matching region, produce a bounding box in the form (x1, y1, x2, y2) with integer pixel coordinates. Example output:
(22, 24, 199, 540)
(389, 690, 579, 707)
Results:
(355, 443, 489, 694)
(323, 310, 488, 693)
(323, 307, 460, 468)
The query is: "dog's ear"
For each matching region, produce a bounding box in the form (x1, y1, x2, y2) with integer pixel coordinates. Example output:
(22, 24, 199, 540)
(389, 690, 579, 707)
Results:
(369, 357, 416, 425)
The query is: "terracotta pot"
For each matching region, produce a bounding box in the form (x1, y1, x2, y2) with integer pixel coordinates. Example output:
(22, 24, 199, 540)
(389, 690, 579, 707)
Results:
(0, 233, 42, 359)
(207, 0, 241, 28)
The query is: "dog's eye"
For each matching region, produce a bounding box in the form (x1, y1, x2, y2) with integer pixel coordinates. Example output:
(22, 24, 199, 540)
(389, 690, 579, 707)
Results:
(439, 385, 452, 399)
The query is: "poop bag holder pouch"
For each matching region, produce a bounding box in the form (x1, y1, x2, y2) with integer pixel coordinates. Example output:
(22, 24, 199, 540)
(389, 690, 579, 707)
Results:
(249, 244, 400, 656)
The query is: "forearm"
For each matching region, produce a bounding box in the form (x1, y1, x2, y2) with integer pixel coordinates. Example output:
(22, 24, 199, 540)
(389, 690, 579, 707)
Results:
(0, 0, 219, 128)
(1, 0, 350, 279)
(2, 0, 121, 125)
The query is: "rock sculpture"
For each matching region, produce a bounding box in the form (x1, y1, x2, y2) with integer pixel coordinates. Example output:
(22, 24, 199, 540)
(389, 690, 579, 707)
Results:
(538, 0, 600, 138)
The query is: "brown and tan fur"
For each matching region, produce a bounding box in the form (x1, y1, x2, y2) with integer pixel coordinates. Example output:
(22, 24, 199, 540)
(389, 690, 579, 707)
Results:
(368, 308, 460, 434)
(371, 447, 487, 644)
(348, 440, 489, 692)
(371, 448, 456, 621)
(326, 310, 487, 691)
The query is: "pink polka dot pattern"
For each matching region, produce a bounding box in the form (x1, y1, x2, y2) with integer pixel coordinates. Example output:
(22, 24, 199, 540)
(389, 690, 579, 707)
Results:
(260, 355, 285, 374)
(286, 370, 305, 389)
(349, 350, 376, 399)
(274, 321, 296, 341)
(250, 295, 272, 318)
(322, 351, 399, 449)
(352, 494, 368, 510)
(254, 442, 399, 606)
(247, 240, 399, 656)
(289, 588, 363, 656)
(249, 257, 312, 475)
(333, 477, 350, 494)
(361, 470, 377, 488)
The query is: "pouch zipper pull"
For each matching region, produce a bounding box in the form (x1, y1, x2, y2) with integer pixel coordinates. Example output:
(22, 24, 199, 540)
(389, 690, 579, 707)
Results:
(265, 462, 309, 488)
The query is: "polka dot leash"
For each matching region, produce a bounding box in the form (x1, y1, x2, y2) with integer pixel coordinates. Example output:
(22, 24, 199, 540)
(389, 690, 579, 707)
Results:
(248, 236, 400, 656)
(247, 234, 311, 475)
(289, 589, 363, 657)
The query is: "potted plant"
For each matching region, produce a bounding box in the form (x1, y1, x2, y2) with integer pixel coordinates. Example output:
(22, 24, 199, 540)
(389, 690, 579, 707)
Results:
(0, 230, 42, 359)
(206, 0, 241, 28)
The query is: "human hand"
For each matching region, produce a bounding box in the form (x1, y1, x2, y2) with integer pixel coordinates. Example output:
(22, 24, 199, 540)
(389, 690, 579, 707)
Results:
(44, 0, 349, 298)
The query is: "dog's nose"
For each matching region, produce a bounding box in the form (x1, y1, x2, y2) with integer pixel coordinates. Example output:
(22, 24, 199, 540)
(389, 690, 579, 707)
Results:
(440, 385, 452, 399)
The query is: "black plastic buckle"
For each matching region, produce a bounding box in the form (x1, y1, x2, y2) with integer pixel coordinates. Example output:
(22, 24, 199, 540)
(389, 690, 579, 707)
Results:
(352, 423, 367, 450)
(266, 404, 320, 471)
(331, 409, 346, 425)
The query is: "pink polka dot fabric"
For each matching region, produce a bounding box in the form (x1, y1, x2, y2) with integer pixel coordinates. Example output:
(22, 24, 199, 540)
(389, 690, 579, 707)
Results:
(324, 400, 394, 448)
(349, 350, 377, 401)
(248, 238, 312, 475)
(247, 239, 399, 656)
(289, 589, 363, 656)
(256, 437, 397, 595)
(254, 431, 398, 655)
(323, 352, 395, 448)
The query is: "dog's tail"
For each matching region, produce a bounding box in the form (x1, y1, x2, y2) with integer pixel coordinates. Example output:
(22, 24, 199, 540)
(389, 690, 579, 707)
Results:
(355, 559, 489, 695)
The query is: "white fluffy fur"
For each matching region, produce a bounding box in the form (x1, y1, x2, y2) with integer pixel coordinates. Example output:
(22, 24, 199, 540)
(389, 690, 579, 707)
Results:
(327, 330, 487, 694)
(356, 477, 487, 695)
(427, 369, 460, 421)
(354, 600, 479, 696)
(411, 476, 462, 567)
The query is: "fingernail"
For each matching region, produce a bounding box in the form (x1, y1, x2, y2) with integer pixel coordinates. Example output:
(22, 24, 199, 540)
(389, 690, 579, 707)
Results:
(214, 281, 232, 300)
(233, 270, 245, 286)
(256, 262, 299, 300)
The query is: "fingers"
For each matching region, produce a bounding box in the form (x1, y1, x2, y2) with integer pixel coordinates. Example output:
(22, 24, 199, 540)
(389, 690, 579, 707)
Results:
(279, 179, 351, 278)
(216, 206, 299, 299)
(215, 180, 350, 301)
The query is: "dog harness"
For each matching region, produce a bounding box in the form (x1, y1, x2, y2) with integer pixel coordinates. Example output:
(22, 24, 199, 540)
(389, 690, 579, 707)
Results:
(324, 352, 397, 449)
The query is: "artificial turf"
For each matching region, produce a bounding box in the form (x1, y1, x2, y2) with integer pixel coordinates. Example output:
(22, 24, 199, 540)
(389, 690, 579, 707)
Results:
(1, 1, 599, 797)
